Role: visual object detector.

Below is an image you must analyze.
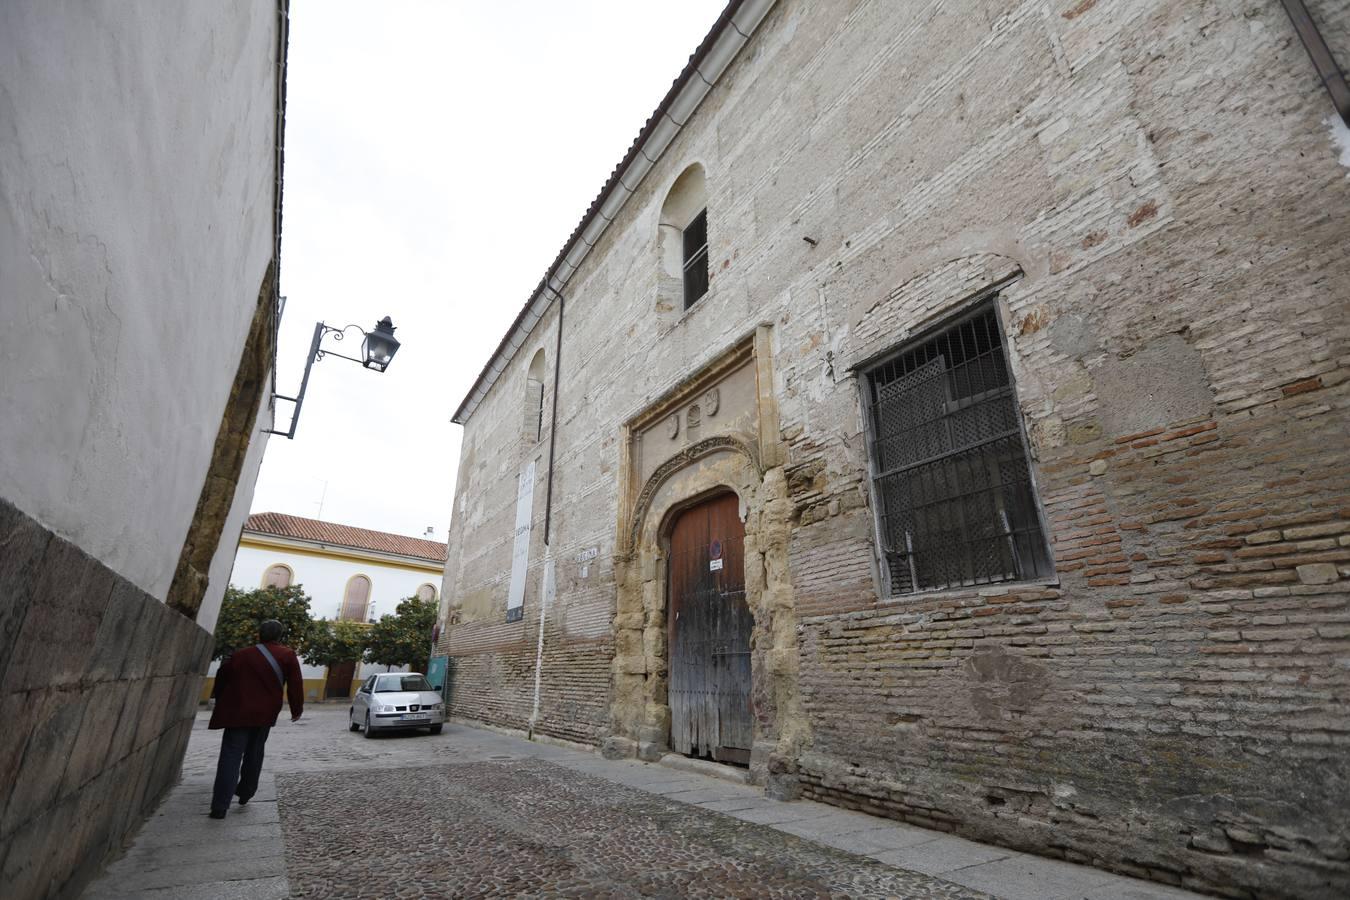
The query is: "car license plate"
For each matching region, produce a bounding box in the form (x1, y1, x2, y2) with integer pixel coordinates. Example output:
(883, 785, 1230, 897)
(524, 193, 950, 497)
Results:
(401, 714, 428, 721)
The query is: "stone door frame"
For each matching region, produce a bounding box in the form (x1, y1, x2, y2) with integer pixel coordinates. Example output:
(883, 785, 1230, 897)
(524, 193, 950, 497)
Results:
(606, 325, 806, 783)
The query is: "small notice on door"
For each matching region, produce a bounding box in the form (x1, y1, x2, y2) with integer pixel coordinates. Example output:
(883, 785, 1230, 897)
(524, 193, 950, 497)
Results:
(709, 558, 724, 572)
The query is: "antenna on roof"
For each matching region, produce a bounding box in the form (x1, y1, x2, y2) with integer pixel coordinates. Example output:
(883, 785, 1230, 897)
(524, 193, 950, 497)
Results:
(424, 526, 435, 537)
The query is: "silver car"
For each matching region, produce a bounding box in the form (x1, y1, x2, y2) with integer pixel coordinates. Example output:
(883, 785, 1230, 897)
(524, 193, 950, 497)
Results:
(349, 672, 445, 736)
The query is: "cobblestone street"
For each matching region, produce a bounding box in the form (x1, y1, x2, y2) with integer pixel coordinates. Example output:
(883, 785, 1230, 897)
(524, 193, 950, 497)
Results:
(84, 707, 1206, 899)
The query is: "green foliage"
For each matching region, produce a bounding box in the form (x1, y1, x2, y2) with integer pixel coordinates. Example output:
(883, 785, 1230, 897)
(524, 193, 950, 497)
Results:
(212, 584, 314, 660)
(305, 618, 371, 668)
(365, 595, 438, 672)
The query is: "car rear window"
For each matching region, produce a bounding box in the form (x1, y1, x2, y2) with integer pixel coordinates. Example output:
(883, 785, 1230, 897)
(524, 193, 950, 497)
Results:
(375, 675, 434, 692)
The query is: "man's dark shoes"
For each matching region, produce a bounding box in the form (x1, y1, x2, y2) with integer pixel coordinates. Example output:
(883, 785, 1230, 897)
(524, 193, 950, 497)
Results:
(208, 810, 227, 820)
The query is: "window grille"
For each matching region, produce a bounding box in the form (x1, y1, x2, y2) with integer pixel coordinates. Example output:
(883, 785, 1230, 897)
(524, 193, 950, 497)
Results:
(863, 303, 1052, 595)
(682, 208, 709, 309)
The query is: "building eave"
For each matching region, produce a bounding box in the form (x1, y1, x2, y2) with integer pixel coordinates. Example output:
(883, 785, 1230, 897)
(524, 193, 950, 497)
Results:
(450, 0, 778, 426)
(240, 531, 447, 573)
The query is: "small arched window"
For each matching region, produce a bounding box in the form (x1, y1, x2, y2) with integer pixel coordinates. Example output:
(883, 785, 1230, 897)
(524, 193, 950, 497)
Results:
(416, 583, 438, 602)
(660, 164, 709, 310)
(524, 348, 547, 442)
(262, 564, 293, 589)
(340, 575, 372, 622)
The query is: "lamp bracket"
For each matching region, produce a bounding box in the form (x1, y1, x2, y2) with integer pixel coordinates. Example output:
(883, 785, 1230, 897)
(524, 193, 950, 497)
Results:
(264, 319, 390, 440)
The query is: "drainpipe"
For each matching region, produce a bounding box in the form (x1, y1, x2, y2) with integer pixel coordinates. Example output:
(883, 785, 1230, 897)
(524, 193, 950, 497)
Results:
(1280, 0, 1350, 125)
(529, 288, 565, 739)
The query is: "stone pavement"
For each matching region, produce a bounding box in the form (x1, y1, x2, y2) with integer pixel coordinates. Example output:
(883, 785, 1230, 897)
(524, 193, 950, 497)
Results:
(82, 707, 1208, 899)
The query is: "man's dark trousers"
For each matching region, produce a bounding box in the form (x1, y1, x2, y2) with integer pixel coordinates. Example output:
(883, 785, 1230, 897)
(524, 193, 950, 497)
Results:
(211, 726, 271, 815)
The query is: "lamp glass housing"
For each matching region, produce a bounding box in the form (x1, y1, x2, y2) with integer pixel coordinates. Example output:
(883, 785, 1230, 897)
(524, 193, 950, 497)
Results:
(362, 317, 400, 372)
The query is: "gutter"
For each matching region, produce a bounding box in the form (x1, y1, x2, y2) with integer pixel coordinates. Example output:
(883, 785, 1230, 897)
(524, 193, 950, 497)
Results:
(270, 0, 290, 401)
(450, 0, 778, 425)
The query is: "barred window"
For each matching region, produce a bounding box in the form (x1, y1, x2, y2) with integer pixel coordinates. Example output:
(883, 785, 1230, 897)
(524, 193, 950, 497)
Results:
(863, 303, 1052, 595)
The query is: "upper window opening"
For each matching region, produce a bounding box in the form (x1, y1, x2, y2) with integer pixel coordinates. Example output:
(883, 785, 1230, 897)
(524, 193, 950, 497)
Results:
(863, 302, 1053, 596)
(262, 564, 292, 589)
(341, 575, 372, 622)
(682, 209, 709, 308)
(416, 583, 437, 603)
(659, 164, 709, 311)
(524, 349, 546, 442)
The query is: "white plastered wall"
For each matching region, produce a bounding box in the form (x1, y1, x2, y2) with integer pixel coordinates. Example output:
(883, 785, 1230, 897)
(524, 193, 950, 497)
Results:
(0, 0, 279, 601)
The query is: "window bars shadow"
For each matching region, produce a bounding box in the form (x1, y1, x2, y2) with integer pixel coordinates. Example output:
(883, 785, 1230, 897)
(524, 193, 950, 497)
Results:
(864, 303, 1053, 596)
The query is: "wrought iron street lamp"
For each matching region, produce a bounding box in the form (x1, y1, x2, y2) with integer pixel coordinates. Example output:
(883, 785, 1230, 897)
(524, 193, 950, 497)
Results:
(265, 316, 401, 439)
(361, 316, 401, 372)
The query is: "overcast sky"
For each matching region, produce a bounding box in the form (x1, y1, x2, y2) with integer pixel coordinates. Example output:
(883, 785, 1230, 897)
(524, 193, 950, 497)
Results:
(252, 0, 726, 540)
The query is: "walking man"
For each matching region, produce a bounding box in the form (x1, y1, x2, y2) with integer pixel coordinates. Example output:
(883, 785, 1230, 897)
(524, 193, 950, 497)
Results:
(208, 619, 304, 819)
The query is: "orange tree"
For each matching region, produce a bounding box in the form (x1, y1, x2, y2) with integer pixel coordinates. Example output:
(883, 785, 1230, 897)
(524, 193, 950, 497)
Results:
(365, 595, 437, 673)
(305, 618, 370, 669)
(212, 584, 315, 660)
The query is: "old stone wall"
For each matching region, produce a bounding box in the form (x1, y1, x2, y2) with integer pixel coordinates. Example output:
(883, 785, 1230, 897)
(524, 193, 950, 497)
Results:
(0, 500, 212, 898)
(439, 1, 1350, 896)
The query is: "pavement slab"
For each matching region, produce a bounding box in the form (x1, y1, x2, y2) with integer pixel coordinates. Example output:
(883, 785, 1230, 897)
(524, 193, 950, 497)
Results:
(79, 707, 1209, 900)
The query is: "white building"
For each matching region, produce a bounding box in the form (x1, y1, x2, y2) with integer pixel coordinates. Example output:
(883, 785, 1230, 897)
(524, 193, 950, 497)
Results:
(204, 512, 446, 702)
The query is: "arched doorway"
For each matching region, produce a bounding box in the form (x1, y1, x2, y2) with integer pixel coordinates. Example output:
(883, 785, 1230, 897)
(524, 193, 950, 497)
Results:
(667, 492, 753, 765)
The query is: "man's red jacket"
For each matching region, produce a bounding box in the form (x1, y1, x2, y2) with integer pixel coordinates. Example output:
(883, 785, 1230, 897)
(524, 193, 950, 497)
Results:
(209, 641, 305, 729)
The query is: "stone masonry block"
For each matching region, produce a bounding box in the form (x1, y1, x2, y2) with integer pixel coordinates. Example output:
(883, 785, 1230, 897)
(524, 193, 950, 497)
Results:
(121, 595, 166, 680)
(107, 678, 147, 765)
(0, 689, 41, 821)
(132, 677, 176, 753)
(0, 499, 52, 686)
(152, 607, 191, 677)
(59, 680, 129, 797)
(7, 535, 116, 692)
(1, 793, 77, 900)
(1, 687, 89, 836)
(190, 627, 215, 674)
(86, 578, 149, 683)
(1297, 564, 1339, 585)
(52, 773, 118, 897)
(600, 736, 637, 760)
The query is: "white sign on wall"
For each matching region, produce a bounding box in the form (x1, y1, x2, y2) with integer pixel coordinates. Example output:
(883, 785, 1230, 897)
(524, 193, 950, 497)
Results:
(506, 461, 535, 622)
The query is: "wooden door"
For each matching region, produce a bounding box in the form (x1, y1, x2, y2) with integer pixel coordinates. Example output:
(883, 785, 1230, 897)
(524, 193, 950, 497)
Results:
(325, 660, 356, 699)
(668, 492, 753, 765)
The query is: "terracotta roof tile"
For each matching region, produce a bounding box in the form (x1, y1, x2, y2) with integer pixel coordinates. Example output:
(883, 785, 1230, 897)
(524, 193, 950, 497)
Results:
(244, 512, 447, 563)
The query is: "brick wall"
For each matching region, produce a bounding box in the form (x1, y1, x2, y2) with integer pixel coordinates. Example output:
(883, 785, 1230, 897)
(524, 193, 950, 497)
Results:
(0, 500, 212, 899)
(440, 2, 1350, 896)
